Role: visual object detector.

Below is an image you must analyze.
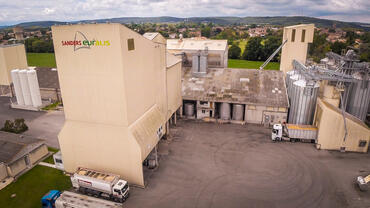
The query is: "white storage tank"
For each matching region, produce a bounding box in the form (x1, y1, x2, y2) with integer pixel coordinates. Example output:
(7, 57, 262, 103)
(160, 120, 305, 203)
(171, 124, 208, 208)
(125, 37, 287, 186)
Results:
(220, 103, 231, 120)
(10, 69, 25, 105)
(27, 69, 42, 107)
(287, 73, 300, 99)
(18, 69, 32, 106)
(288, 79, 320, 125)
(232, 104, 244, 121)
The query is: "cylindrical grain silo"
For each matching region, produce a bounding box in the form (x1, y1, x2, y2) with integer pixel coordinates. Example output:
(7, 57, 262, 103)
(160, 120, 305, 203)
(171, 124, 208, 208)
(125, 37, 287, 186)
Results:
(220, 102, 231, 120)
(288, 79, 320, 125)
(184, 103, 195, 117)
(346, 72, 370, 121)
(18, 69, 32, 106)
(10, 69, 25, 105)
(232, 104, 244, 121)
(287, 74, 300, 99)
(27, 69, 42, 107)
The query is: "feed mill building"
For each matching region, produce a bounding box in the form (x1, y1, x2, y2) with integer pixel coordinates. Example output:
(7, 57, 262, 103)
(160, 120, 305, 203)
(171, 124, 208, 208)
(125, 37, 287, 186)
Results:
(52, 23, 182, 187)
(0, 44, 28, 96)
(166, 37, 289, 125)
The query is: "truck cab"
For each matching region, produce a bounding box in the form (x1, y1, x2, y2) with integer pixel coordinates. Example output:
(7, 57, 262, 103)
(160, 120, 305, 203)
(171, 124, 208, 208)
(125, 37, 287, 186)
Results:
(41, 190, 61, 208)
(272, 124, 283, 141)
(112, 179, 130, 200)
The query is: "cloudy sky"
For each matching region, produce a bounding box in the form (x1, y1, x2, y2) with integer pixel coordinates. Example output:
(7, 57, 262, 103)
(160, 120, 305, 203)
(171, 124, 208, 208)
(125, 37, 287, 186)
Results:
(0, 0, 369, 26)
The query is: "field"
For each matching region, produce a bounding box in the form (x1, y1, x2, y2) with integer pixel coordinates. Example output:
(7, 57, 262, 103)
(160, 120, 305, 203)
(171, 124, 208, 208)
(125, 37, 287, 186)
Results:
(228, 59, 280, 70)
(27, 53, 57, 68)
(0, 166, 71, 208)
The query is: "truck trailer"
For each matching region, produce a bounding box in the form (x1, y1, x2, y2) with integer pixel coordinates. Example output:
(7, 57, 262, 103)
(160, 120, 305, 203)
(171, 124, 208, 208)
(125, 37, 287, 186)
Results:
(272, 123, 318, 143)
(41, 190, 122, 208)
(71, 167, 129, 203)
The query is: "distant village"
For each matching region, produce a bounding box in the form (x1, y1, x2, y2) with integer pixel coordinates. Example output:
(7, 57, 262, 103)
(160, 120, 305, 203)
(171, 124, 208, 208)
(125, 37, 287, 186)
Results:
(0, 22, 369, 62)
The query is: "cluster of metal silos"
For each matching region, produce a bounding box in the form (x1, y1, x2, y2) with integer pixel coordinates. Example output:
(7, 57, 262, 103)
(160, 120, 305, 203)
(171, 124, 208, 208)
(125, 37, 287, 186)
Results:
(345, 72, 370, 121)
(11, 68, 42, 108)
(219, 103, 244, 121)
(287, 72, 320, 125)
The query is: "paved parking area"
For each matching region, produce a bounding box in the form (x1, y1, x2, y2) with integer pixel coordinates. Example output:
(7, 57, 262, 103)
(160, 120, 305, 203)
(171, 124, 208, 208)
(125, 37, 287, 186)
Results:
(126, 120, 370, 208)
(0, 97, 64, 148)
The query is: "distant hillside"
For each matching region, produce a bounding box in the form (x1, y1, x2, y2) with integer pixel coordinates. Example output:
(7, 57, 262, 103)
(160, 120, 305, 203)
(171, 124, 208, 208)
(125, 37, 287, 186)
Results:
(1, 16, 369, 30)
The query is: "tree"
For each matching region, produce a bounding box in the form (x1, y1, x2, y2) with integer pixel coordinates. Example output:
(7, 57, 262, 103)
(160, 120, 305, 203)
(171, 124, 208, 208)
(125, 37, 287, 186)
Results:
(228, 44, 241, 59)
(359, 43, 370, 62)
(309, 30, 331, 62)
(1, 118, 28, 134)
(242, 37, 263, 61)
(330, 41, 347, 54)
(262, 36, 282, 61)
(201, 26, 211, 38)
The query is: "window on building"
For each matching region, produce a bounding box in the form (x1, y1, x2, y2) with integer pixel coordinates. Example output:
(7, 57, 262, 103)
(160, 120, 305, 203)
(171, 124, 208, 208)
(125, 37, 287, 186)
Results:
(291, 29, 296, 42)
(301, 29, 306, 42)
(127, 39, 135, 51)
(55, 159, 63, 164)
(202, 110, 206, 114)
(359, 140, 367, 147)
(200, 101, 208, 105)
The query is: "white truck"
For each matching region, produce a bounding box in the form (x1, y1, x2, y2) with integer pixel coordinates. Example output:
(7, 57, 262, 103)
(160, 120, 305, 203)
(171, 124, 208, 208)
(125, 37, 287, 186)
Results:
(272, 123, 318, 143)
(42, 190, 122, 208)
(71, 167, 129, 203)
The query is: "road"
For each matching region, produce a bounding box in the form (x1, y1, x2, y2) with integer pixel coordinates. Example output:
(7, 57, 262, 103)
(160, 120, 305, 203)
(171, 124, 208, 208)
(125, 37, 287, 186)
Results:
(0, 96, 64, 148)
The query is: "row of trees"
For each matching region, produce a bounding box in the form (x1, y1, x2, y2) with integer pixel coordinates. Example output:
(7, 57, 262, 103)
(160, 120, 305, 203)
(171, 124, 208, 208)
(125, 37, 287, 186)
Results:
(228, 35, 282, 62)
(229, 30, 370, 63)
(25, 37, 54, 53)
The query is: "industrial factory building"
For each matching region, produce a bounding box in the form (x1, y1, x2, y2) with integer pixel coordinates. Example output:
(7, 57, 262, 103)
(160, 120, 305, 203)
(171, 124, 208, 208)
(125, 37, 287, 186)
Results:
(181, 68, 289, 125)
(281, 24, 369, 153)
(52, 23, 182, 187)
(0, 44, 28, 96)
(167, 37, 228, 70)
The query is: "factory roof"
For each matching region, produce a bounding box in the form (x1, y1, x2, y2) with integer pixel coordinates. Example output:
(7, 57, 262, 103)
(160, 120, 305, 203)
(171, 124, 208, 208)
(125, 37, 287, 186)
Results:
(166, 52, 182, 68)
(0, 131, 45, 164)
(167, 38, 227, 51)
(182, 68, 289, 107)
(143, 32, 160, 41)
(35, 67, 60, 89)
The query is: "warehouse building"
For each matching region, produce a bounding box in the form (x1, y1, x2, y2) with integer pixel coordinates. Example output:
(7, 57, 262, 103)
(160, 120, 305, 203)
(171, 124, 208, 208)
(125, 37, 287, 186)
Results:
(0, 132, 48, 182)
(52, 23, 182, 187)
(0, 44, 28, 96)
(182, 68, 289, 125)
(167, 37, 228, 69)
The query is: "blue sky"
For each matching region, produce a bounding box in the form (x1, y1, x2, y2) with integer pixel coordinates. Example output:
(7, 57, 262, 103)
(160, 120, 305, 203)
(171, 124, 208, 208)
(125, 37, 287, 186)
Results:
(0, 0, 369, 26)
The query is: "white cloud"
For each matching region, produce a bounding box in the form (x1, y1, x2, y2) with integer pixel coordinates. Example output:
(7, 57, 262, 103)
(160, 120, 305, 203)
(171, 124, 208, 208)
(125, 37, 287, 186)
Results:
(0, 0, 369, 25)
(43, 8, 56, 15)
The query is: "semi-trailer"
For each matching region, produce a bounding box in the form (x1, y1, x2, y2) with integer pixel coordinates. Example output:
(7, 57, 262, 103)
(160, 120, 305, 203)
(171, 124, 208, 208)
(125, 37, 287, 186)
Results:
(272, 123, 318, 143)
(41, 190, 122, 208)
(71, 167, 129, 203)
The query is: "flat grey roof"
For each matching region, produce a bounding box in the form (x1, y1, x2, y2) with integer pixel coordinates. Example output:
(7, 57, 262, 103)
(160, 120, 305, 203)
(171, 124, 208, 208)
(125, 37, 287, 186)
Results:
(182, 68, 289, 107)
(0, 131, 45, 164)
(36, 68, 60, 89)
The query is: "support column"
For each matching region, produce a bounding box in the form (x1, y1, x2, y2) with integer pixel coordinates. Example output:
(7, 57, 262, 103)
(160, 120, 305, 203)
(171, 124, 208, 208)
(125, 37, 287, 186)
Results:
(179, 106, 183, 118)
(166, 121, 170, 137)
(174, 113, 177, 125)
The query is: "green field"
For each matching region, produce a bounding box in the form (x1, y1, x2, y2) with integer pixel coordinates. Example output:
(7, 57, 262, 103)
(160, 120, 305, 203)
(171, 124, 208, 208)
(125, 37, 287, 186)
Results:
(228, 59, 280, 70)
(0, 166, 71, 208)
(27, 53, 57, 68)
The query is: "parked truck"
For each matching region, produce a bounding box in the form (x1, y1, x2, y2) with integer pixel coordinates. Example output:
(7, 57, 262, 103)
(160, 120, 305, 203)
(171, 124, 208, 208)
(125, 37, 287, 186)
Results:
(71, 167, 129, 203)
(41, 190, 122, 208)
(272, 123, 318, 143)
